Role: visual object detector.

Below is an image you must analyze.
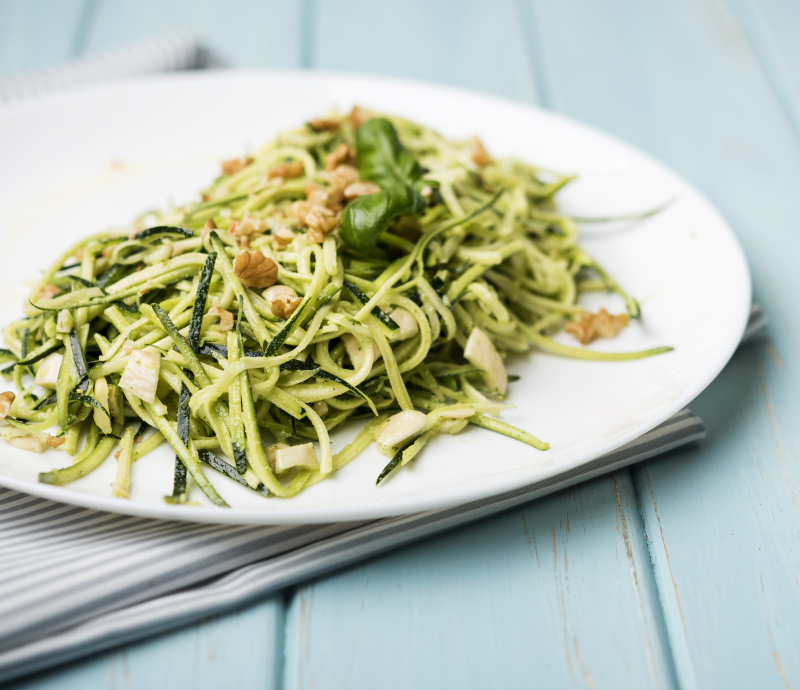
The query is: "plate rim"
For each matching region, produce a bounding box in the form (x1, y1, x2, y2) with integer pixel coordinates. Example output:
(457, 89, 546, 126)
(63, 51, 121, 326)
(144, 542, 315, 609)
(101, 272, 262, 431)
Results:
(0, 68, 752, 524)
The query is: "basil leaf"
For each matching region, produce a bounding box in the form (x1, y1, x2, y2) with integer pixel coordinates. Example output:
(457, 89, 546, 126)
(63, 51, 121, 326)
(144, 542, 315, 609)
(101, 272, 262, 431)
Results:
(340, 118, 428, 254)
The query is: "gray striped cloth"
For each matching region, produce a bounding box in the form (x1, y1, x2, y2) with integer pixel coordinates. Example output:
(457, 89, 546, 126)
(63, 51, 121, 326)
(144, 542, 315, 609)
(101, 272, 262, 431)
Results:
(0, 38, 767, 682)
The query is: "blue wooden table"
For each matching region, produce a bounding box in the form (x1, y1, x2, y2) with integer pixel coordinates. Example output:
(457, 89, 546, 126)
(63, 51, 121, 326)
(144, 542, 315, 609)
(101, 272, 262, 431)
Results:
(2, 1, 799, 687)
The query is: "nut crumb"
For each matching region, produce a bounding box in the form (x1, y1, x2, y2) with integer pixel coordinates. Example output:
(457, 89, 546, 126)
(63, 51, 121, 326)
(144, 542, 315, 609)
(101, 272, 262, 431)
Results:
(309, 117, 341, 132)
(0, 392, 15, 420)
(202, 218, 217, 235)
(348, 106, 372, 129)
(565, 309, 629, 345)
(469, 136, 493, 166)
(233, 250, 278, 289)
(306, 210, 339, 243)
(221, 156, 253, 176)
(325, 143, 354, 171)
(266, 160, 304, 180)
(344, 181, 381, 201)
(272, 226, 295, 250)
(47, 435, 65, 448)
(38, 284, 61, 299)
(264, 285, 302, 319)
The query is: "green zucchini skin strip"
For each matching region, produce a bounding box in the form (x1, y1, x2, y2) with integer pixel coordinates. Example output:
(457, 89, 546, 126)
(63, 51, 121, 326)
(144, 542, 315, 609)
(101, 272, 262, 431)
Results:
(69, 329, 89, 392)
(525, 330, 673, 361)
(139, 399, 228, 508)
(199, 450, 270, 497)
(343, 281, 399, 331)
(188, 253, 216, 352)
(165, 383, 191, 503)
(376, 449, 404, 485)
(39, 436, 117, 486)
(280, 359, 377, 414)
(133, 226, 194, 240)
(227, 326, 248, 475)
(146, 303, 235, 459)
(68, 392, 109, 417)
(469, 415, 549, 451)
(17, 340, 60, 366)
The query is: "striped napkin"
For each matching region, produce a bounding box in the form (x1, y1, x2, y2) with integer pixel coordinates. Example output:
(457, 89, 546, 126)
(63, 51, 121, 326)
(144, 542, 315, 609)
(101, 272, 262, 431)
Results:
(0, 37, 766, 682)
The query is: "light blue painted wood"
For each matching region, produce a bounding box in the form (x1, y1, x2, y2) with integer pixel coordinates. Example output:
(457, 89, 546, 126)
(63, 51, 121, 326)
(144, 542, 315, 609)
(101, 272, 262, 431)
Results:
(82, 0, 304, 68)
(728, 0, 800, 140)
(310, 0, 539, 103)
(526, 0, 800, 687)
(4, 598, 286, 690)
(0, 0, 89, 77)
(284, 471, 676, 690)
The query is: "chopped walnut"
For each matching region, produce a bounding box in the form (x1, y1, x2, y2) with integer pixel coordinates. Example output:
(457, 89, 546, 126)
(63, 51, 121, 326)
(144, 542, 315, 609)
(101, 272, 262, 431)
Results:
(322, 165, 360, 203)
(38, 284, 61, 299)
(344, 181, 381, 201)
(325, 143, 355, 172)
(266, 160, 304, 180)
(306, 209, 340, 243)
(233, 250, 278, 289)
(565, 309, 629, 345)
(208, 297, 236, 331)
(202, 218, 217, 236)
(229, 213, 269, 248)
(221, 156, 253, 176)
(309, 117, 341, 132)
(469, 136, 493, 166)
(0, 392, 15, 420)
(348, 106, 373, 129)
(47, 435, 65, 448)
(74, 248, 85, 261)
(263, 285, 302, 319)
(272, 226, 296, 249)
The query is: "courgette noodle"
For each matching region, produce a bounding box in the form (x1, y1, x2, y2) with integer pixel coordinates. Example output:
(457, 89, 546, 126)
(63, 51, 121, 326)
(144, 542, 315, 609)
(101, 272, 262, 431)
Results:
(0, 108, 671, 505)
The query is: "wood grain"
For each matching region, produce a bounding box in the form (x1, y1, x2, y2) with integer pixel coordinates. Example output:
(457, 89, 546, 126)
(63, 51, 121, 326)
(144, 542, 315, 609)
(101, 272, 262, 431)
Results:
(3, 599, 286, 690)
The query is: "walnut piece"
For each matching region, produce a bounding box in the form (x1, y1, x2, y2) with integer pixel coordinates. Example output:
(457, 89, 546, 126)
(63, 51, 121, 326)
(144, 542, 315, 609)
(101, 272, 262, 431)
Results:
(202, 218, 217, 236)
(266, 161, 304, 180)
(229, 213, 269, 248)
(47, 435, 66, 448)
(325, 143, 354, 171)
(208, 297, 236, 331)
(272, 226, 296, 250)
(0, 391, 15, 420)
(309, 117, 341, 132)
(348, 106, 373, 129)
(264, 285, 302, 319)
(344, 181, 381, 201)
(306, 209, 340, 243)
(221, 156, 253, 176)
(469, 136, 493, 166)
(233, 250, 278, 289)
(565, 309, 629, 345)
(38, 284, 61, 299)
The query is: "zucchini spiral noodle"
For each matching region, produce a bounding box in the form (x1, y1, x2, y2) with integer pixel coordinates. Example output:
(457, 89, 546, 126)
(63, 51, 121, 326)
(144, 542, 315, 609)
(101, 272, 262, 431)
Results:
(0, 107, 670, 506)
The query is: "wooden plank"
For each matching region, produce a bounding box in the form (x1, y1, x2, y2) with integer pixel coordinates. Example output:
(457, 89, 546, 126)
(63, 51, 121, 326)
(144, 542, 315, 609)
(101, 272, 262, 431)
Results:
(3, 598, 286, 690)
(310, 0, 539, 102)
(284, 472, 676, 690)
(82, 0, 304, 68)
(525, 0, 800, 686)
(0, 0, 89, 77)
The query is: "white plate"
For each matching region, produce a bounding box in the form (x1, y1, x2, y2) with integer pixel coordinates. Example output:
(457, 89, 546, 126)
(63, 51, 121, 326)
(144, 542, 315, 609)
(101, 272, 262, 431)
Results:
(0, 71, 750, 524)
